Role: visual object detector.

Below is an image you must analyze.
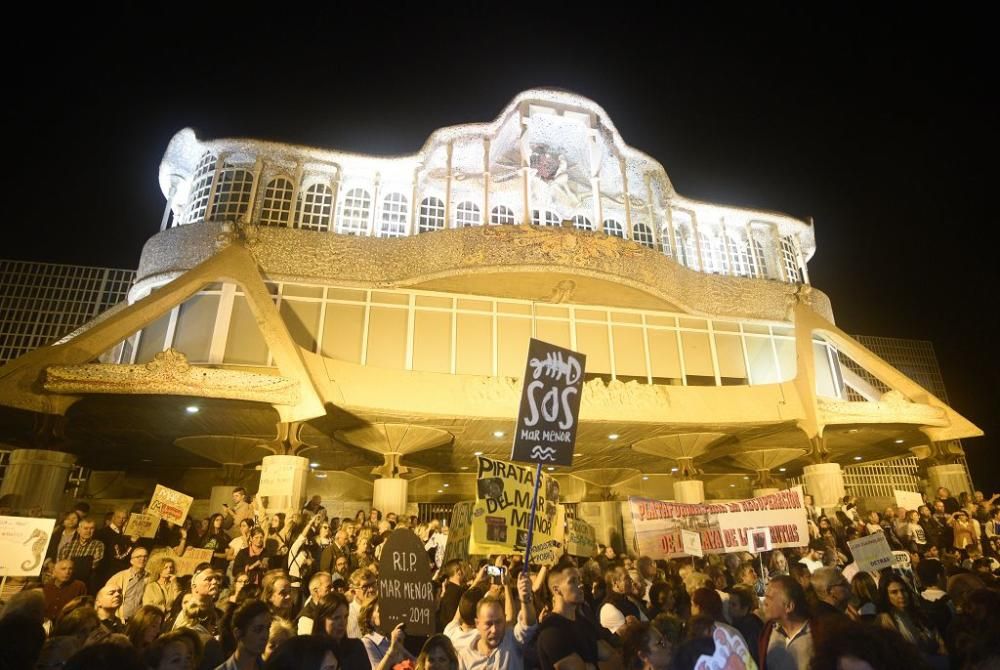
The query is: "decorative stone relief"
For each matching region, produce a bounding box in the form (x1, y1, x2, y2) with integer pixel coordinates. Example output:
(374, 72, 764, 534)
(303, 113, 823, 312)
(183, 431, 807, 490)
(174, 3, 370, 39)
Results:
(44, 349, 300, 406)
(817, 393, 946, 426)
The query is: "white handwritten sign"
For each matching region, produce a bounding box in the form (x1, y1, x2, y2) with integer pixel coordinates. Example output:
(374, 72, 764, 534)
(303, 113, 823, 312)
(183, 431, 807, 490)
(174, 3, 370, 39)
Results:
(0, 516, 57, 577)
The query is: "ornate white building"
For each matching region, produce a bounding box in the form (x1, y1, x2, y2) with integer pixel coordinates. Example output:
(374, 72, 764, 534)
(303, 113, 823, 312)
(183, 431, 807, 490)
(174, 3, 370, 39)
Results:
(0, 90, 981, 526)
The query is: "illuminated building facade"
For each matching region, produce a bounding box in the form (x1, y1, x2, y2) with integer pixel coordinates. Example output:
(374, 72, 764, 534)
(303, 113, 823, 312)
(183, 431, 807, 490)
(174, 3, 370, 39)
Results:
(0, 90, 981, 529)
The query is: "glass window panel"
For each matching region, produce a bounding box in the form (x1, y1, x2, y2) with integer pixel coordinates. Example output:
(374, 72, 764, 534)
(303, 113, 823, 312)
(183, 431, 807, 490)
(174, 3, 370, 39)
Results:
(457, 299, 492, 312)
(772, 326, 794, 337)
(742, 324, 771, 335)
(498, 316, 532, 377)
(574, 309, 607, 322)
(456, 313, 492, 375)
(713, 321, 740, 332)
(366, 306, 408, 370)
(678, 318, 707, 330)
(647, 329, 682, 382)
(716, 334, 746, 380)
(536, 318, 571, 350)
(134, 311, 172, 363)
(415, 295, 452, 309)
(279, 300, 320, 353)
(497, 302, 532, 315)
(327, 288, 365, 302)
(611, 311, 642, 324)
(173, 294, 220, 363)
(774, 338, 796, 381)
(371, 292, 409, 305)
(321, 303, 365, 362)
(412, 310, 452, 374)
(680, 330, 714, 378)
(575, 322, 611, 373)
(645, 315, 676, 328)
(534, 305, 568, 319)
(813, 342, 837, 397)
(281, 284, 324, 299)
(224, 296, 269, 365)
(746, 336, 780, 384)
(612, 325, 646, 378)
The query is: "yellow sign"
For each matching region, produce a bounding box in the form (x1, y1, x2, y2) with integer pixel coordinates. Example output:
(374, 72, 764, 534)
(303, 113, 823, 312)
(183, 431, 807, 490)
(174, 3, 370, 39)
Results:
(148, 484, 193, 525)
(471, 456, 564, 565)
(124, 513, 159, 539)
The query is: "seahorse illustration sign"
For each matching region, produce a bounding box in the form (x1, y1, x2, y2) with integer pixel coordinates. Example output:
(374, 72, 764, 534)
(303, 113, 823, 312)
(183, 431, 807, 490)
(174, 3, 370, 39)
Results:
(510, 338, 586, 468)
(0, 515, 56, 577)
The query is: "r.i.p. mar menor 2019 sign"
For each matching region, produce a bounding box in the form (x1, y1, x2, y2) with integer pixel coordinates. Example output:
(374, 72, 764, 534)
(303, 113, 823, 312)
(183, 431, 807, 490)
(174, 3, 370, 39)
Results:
(510, 338, 586, 467)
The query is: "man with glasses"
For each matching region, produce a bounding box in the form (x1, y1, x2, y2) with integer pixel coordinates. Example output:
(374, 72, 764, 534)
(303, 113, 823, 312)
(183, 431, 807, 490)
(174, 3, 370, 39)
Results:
(104, 546, 150, 622)
(347, 568, 377, 638)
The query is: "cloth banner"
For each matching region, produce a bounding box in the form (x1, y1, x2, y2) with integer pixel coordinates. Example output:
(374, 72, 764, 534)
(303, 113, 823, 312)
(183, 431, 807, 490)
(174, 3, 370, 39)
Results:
(0, 516, 57, 577)
(629, 486, 808, 559)
(472, 456, 564, 565)
(148, 484, 193, 525)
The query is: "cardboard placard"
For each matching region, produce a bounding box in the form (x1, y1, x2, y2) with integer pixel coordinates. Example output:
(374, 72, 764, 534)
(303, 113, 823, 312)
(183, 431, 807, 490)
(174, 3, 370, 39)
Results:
(630, 486, 808, 559)
(566, 518, 597, 557)
(257, 462, 299, 497)
(377, 529, 436, 636)
(894, 490, 925, 512)
(510, 339, 586, 467)
(173, 547, 214, 576)
(472, 456, 564, 564)
(681, 529, 703, 557)
(148, 484, 193, 525)
(694, 625, 755, 670)
(0, 516, 57, 577)
(124, 513, 160, 539)
(847, 532, 895, 572)
(442, 501, 474, 565)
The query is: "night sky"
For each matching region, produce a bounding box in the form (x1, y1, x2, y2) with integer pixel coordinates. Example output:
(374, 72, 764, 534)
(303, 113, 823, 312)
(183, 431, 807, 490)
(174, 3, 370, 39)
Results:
(5, 8, 997, 486)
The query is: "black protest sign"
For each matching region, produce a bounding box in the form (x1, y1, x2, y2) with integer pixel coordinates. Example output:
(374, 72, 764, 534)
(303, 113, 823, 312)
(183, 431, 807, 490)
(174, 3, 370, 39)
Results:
(376, 528, 436, 636)
(510, 338, 586, 467)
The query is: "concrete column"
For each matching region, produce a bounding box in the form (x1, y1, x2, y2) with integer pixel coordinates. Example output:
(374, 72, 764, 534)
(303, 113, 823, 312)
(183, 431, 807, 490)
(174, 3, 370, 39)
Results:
(259, 455, 310, 520)
(753, 487, 781, 498)
(802, 462, 846, 509)
(927, 464, 971, 498)
(0, 449, 76, 517)
(372, 478, 408, 517)
(209, 486, 236, 519)
(673, 479, 705, 504)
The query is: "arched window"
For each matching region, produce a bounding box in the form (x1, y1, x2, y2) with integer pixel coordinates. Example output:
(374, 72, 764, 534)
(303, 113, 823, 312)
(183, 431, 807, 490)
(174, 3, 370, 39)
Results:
(698, 228, 728, 274)
(379, 193, 409, 237)
(632, 223, 655, 249)
(749, 230, 769, 278)
(296, 183, 334, 231)
(491, 205, 516, 225)
(572, 215, 593, 231)
(455, 201, 481, 227)
(660, 223, 674, 258)
(210, 164, 254, 222)
(675, 224, 699, 271)
(781, 235, 801, 283)
(727, 228, 752, 277)
(603, 219, 625, 238)
(532, 210, 560, 227)
(259, 177, 294, 227)
(336, 188, 372, 235)
(418, 197, 445, 233)
(182, 152, 217, 224)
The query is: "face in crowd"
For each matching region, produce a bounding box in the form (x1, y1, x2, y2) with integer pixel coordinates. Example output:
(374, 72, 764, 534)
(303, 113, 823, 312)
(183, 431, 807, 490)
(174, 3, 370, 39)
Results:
(475, 600, 507, 650)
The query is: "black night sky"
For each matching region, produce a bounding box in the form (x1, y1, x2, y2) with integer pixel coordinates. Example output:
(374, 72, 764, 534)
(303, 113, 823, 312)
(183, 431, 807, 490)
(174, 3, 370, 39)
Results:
(5, 8, 997, 485)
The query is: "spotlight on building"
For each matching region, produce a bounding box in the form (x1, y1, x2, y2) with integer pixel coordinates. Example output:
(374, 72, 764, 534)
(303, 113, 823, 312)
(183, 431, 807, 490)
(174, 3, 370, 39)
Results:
(493, 431, 505, 438)
(185, 406, 199, 414)
(443, 483, 449, 487)
(854, 456, 863, 461)
(779, 467, 787, 472)
(474, 451, 483, 456)
(310, 462, 319, 468)
(894, 439, 905, 444)
(608, 433, 620, 440)
(642, 476, 649, 480)
(547, 466, 555, 471)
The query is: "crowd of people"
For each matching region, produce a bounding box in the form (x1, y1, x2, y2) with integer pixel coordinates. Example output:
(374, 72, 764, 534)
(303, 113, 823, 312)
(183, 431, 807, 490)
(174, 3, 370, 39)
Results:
(1, 486, 999, 670)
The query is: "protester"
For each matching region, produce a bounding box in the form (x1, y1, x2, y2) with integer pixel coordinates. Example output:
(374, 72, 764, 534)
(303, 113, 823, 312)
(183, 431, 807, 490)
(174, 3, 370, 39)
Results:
(760, 575, 812, 670)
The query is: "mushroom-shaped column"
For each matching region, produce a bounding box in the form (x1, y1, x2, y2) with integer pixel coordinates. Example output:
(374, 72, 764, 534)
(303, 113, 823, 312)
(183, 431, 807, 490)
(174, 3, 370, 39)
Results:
(571, 468, 643, 500)
(728, 448, 806, 498)
(335, 424, 453, 516)
(632, 433, 728, 504)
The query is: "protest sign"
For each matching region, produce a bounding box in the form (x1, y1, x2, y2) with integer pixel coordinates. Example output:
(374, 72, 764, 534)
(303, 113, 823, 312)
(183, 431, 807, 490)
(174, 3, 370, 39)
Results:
(148, 484, 193, 525)
(694, 625, 755, 670)
(747, 526, 773, 554)
(847, 532, 895, 572)
(510, 339, 586, 467)
(173, 547, 214, 576)
(566, 518, 597, 557)
(377, 529, 436, 636)
(630, 486, 808, 559)
(681, 529, 703, 557)
(442, 501, 474, 564)
(124, 513, 159, 539)
(894, 490, 924, 511)
(472, 456, 564, 564)
(258, 461, 299, 497)
(0, 516, 57, 577)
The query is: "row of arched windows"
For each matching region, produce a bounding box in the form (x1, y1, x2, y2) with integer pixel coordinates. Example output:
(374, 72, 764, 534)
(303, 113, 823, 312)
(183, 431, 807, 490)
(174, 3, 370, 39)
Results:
(178, 153, 803, 282)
